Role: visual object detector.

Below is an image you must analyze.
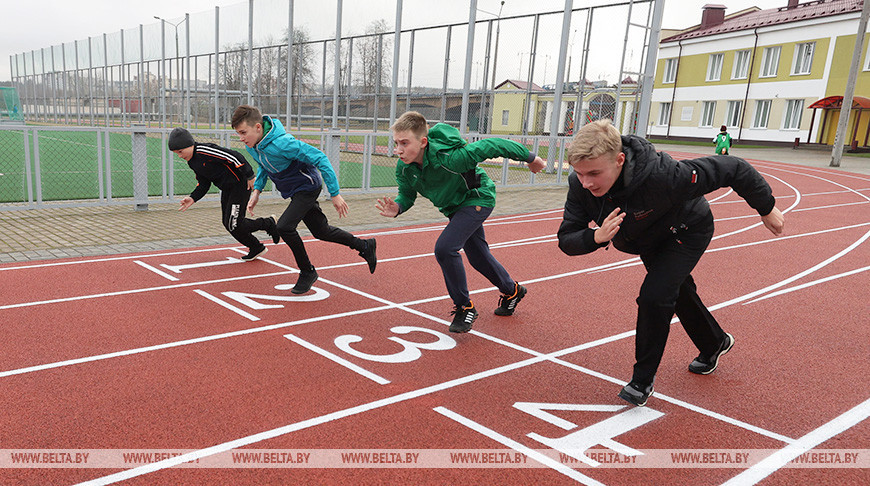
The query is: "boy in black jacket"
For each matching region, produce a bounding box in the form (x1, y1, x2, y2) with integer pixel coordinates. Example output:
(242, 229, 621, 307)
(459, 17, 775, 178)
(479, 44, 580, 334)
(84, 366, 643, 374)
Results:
(169, 127, 280, 261)
(558, 120, 784, 407)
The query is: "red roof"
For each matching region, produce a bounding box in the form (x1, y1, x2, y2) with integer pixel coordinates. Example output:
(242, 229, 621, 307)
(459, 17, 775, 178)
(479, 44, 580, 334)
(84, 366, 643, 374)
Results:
(808, 96, 870, 109)
(662, 0, 864, 42)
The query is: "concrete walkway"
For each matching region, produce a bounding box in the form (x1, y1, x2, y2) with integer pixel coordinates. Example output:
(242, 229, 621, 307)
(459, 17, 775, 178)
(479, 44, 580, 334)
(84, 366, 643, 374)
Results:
(1, 145, 866, 263)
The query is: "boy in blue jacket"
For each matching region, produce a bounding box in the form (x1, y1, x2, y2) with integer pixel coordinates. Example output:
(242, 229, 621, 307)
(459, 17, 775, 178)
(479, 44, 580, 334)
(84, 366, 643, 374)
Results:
(231, 105, 376, 294)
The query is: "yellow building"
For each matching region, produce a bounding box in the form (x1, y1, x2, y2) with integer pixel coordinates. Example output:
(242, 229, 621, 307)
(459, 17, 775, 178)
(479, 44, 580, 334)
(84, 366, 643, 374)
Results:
(651, 0, 869, 147)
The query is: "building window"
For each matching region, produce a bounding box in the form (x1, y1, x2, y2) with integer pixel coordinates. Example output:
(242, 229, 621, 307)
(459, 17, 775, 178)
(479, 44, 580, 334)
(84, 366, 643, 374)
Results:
(700, 101, 716, 127)
(760, 46, 781, 77)
(725, 100, 742, 127)
(663, 58, 677, 84)
(753, 100, 772, 128)
(866, 48, 870, 71)
(706, 53, 724, 81)
(501, 110, 509, 126)
(658, 102, 672, 126)
(732, 50, 751, 79)
(792, 42, 815, 75)
(783, 99, 804, 129)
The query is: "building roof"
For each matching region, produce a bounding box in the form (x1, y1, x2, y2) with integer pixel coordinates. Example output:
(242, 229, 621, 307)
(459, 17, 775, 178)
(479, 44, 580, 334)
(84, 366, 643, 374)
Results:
(495, 79, 545, 91)
(662, 0, 864, 43)
(808, 95, 870, 109)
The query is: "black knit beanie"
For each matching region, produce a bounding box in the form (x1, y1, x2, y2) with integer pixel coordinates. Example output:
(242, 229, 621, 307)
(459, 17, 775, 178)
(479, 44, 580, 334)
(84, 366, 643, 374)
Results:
(168, 127, 195, 150)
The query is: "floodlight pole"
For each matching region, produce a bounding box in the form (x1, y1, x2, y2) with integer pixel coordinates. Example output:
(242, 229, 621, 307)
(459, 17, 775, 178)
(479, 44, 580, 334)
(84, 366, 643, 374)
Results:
(830, 0, 869, 167)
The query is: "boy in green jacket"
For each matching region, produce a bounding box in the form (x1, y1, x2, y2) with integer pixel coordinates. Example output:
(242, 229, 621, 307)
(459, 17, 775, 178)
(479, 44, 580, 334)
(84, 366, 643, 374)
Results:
(376, 111, 545, 333)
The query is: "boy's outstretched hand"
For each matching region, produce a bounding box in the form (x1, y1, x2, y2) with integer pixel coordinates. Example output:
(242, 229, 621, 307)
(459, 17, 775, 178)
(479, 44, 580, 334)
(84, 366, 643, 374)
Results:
(332, 194, 349, 218)
(247, 190, 260, 216)
(594, 207, 625, 244)
(761, 207, 785, 236)
(178, 196, 195, 211)
(376, 196, 400, 218)
(528, 156, 546, 174)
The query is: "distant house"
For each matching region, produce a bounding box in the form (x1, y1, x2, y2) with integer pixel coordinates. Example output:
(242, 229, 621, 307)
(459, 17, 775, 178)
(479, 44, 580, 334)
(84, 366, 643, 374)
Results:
(651, 0, 870, 147)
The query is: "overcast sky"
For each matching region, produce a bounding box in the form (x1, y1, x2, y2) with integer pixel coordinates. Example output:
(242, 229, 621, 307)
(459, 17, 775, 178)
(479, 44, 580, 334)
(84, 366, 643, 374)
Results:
(1, 0, 789, 83)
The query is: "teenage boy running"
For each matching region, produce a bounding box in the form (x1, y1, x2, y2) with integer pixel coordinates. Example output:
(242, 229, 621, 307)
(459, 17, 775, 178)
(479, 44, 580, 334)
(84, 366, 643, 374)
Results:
(376, 111, 546, 332)
(558, 119, 784, 407)
(168, 127, 279, 261)
(232, 105, 377, 294)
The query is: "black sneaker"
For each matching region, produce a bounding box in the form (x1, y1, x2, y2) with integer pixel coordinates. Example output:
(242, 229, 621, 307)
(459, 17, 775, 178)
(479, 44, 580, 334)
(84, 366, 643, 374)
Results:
(494, 282, 527, 316)
(291, 268, 319, 294)
(241, 245, 268, 261)
(358, 238, 377, 274)
(449, 302, 478, 333)
(266, 214, 280, 244)
(688, 333, 735, 375)
(618, 381, 654, 407)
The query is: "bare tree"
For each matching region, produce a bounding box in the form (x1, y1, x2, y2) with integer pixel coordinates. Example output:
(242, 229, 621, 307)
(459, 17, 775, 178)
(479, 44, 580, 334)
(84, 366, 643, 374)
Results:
(355, 19, 392, 94)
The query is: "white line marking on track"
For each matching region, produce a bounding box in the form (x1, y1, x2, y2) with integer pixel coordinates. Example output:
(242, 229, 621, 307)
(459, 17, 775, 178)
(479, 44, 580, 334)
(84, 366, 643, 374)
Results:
(132, 260, 179, 281)
(744, 265, 870, 304)
(434, 406, 606, 486)
(720, 397, 870, 486)
(284, 334, 390, 385)
(193, 289, 260, 321)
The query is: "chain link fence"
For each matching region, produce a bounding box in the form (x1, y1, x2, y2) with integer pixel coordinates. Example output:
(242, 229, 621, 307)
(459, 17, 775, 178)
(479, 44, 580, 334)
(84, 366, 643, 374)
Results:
(8, 0, 658, 136)
(0, 125, 573, 209)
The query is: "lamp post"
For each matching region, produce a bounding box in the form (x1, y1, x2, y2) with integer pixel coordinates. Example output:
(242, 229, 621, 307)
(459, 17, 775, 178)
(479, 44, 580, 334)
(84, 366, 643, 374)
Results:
(154, 15, 188, 125)
(478, 1, 505, 134)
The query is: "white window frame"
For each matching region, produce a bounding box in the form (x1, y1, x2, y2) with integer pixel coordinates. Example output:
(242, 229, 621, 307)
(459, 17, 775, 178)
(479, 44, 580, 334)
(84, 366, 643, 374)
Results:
(783, 99, 804, 130)
(706, 53, 724, 81)
(792, 42, 815, 75)
(760, 46, 781, 78)
(658, 102, 672, 126)
(753, 100, 772, 129)
(501, 110, 509, 126)
(865, 47, 870, 71)
(663, 58, 677, 84)
(725, 100, 742, 128)
(732, 50, 751, 80)
(700, 101, 716, 127)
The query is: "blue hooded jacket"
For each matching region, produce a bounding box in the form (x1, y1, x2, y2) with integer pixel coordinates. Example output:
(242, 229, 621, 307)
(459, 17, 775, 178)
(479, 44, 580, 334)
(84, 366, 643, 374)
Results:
(245, 116, 340, 198)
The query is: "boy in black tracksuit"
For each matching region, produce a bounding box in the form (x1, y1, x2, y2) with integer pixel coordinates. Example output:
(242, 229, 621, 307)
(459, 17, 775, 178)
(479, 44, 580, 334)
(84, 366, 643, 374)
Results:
(557, 120, 785, 407)
(168, 127, 279, 261)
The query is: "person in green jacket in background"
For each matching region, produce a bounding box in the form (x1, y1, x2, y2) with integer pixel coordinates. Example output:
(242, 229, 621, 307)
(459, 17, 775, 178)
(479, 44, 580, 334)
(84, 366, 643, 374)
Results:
(714, 125, 732, 155)
(376, 111, 546, 333)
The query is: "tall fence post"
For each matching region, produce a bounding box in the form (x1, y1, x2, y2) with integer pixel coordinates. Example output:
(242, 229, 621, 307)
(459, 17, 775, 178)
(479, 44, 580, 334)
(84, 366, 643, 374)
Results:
(132, 125, 149, 210)
(326, 129, 341, 184)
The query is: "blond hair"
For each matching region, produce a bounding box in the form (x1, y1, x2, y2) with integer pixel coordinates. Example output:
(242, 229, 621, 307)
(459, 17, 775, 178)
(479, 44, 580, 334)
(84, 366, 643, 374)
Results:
(566, 119, 622, 164)
(391, 111, 429, 139)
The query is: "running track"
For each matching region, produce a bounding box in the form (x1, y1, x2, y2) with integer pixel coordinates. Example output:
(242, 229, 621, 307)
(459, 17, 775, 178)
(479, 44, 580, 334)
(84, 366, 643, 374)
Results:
(1, 154, 868, 485)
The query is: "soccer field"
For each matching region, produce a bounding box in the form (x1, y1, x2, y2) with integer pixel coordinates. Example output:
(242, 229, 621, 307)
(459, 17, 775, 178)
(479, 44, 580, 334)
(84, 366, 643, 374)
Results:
(0, 128, 400, 204)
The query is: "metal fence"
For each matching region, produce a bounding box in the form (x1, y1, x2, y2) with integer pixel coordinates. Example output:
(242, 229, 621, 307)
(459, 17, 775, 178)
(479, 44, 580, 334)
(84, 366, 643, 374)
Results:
(8, 0, 662, 137)
(0, 125, 574, 210)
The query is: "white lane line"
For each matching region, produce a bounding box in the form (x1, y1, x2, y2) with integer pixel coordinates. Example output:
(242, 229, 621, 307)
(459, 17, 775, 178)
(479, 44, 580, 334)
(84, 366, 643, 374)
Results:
(720, 397, 870, 486)
(284, 334, 390, 385)
(72, 353, 554, 486)
(192, 289, 259, 321)
(434, 406, 606, 486)
(132, 260, 179, 281)
(744, 265, 870, 304)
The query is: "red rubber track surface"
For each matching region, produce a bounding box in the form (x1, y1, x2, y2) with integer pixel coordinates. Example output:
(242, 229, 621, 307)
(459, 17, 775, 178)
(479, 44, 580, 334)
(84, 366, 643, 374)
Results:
(1, 155, 868, 485)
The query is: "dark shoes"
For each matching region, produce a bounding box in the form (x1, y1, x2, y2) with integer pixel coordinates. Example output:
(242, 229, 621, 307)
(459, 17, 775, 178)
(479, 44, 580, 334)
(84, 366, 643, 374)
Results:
(358, 238, 377, 274)
(449, 302, 478, 333)
(241, 245, 268, 261)
(291, 268, 319, 294)
(688, 333, 735, 375)
(266, 214, 280, 244)
(494, 282, 527, 316)
(618, 381, 655, 407)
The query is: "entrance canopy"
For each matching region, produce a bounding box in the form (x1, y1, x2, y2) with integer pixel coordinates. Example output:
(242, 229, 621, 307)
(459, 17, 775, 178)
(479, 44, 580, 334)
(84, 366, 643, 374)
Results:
(808, 95, 870, 109)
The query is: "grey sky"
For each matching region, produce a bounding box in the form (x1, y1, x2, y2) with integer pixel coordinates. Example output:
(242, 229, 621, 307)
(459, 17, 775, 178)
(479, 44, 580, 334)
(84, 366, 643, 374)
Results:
(1, 0, 787, 84)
